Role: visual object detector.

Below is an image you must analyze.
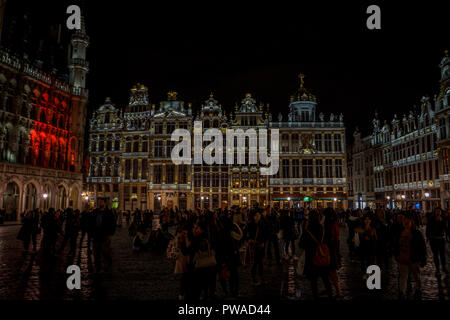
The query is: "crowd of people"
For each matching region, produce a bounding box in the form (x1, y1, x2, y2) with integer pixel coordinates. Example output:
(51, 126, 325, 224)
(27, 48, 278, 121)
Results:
(159, 205, 450, 300)
(11, 200, 450, 300)
(16, 198, 116, 274)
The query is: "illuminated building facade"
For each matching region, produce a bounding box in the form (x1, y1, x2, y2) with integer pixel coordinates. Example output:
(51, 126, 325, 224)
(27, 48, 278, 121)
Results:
(435, 50, 450, 209)
(349, 52, 450, 211)
(87, 75, 348, 211)
(0, 10, 89, 219)
(270, 75, 347, 209)
(349, 128, 375, 209)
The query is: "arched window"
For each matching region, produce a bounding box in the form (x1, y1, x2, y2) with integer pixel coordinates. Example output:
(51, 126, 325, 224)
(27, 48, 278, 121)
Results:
(3, 182, 20, 219)
(25, 184, 37, 211)
(57, 186, 67, 210)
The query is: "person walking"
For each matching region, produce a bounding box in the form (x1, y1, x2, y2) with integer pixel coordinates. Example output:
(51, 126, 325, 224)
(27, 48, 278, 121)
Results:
(40, 208, 62, 258)
(58, 208, 80, 255)
(79, 209, 93, 251)
(91, 198, 117, 273)
(324, 208, 342, 298)
(17, 209, 40, 253)
(280, 210, 297, 258)
(300, 210, 333, 300)
(393, 212, 427, 299)
(245, 211, 267, 286)
(426, 207, 449, 276)
(265, 208, 281, 265)
(355, 214, 377, 278)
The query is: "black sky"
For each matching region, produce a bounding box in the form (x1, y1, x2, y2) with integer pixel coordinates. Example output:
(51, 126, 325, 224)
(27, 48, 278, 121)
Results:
(3, 1, 449, 139)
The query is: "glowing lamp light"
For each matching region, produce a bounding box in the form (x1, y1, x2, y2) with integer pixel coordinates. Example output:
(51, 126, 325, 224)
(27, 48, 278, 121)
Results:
(333, 198, 337, 202)
(84, 196, 89, 201)
(424, 192, 430, 198)
(287, 197, 291, 201)
(158, 196, 161, 201)
(201, 196, 204, 200)
(401, 195, 406, 199)
(43, 193, 48, 199)
(387, 196, 391, 200)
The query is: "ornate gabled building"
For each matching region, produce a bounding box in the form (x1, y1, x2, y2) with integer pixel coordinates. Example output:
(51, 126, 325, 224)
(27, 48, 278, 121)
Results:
(148, 91, 193, 211)
(435, 50, 450, 208)
(0, 6, 89, 220)
(87, 74, 348, 211)
(370, 98, 440, 210)
(347, 51, 450, 211)
(270, 74, 347, 209)
(229, 93, 270, 207)
(193, 93, 229, 210)
(86, 97, 122, 209)
(350, 127, 375, 209)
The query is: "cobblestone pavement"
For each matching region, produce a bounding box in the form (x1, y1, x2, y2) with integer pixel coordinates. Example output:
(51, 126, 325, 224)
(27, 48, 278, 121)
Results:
(1, 224, 449, 300)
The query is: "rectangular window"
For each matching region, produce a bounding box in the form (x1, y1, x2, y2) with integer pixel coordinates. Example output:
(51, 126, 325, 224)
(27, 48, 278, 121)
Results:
(142, 159, 148, 180)
(325, 159, 333, 177)
(316, 159, 323, 178)
(324, 134, 332, 152)
(154, 165, 162, 184)
(154, 140, 163, 157)
(292, 159, 299, 178)
(302, 159, 313, 178)
(166, 165, 174, 184)
(315, 134, 322, 152)
(125, 159, 131, 179)
(282, 159, 290, 178)
(335, 159, 343, 178)
(334, 135, 341, 152)
(132, 159, 139, 179)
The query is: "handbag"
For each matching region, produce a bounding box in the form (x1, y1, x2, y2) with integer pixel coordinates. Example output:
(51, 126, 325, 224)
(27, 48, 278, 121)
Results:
(193, 238, 217, 269)
(306, 226, 330, 267)
(166, 238, 180, 260)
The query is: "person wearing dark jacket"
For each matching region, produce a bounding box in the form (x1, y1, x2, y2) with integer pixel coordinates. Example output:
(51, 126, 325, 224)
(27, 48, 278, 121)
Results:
(181, 220, 217, 301)
(393, 212, 427, 299)
(299, 210, 333, 300)
(280, 210, 297, 257)
(79, 209, 93, 251)
(426, 207, 448, 276)
(91, 198, 116, 273)
(245, 211, 267, 286)
(265, 209, 281, 265)
(18, 209, 40, 252)
(40, 208, 63, 258)
(58, 208, 80, 255)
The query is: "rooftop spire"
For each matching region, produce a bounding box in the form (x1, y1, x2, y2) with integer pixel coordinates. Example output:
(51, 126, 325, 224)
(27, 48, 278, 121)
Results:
(299, 73, 305, 89)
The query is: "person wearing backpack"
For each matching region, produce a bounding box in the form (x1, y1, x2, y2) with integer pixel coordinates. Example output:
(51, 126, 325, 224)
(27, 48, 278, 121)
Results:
(299, 210, 333, 300)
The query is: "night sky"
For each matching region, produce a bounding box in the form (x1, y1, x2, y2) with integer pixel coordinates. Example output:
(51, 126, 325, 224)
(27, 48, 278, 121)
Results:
(2, 1, 449, 139)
